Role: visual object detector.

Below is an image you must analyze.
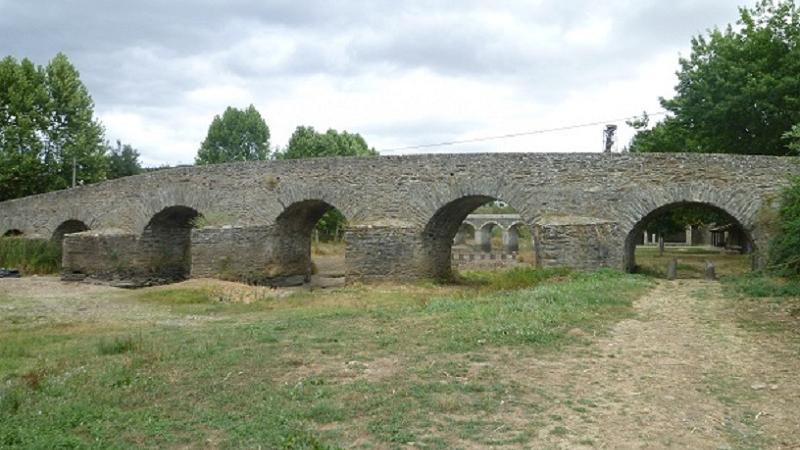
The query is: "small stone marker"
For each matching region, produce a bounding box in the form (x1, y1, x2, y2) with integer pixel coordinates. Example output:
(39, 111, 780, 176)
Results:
(704, 260, 716, 280)
(667, 258, 678, 280)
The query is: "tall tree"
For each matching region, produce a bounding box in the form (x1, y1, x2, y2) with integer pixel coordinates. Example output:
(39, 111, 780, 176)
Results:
(107, 140, 142, 179)
(195, 105, 270, 165)
(630, 0, 800, 155)
(0, 57, 49, 200)
(0, 53, 106, 201)
(43, 53, 107, 189)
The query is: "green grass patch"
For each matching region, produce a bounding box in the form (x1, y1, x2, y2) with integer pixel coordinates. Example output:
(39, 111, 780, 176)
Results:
(135, 288, 214, 305)
(0, 237, 61, 274)
(723, 274, 800, 298)
(457, 266, 572, 291)
(97, 335, 140, 355)
(0, 268, 651, 448)
(427, 269, 649, 351)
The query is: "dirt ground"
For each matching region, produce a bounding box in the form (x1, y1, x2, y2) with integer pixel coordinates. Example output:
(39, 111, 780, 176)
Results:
(507, 280, 800, 449)
(1, 276, 798, 448)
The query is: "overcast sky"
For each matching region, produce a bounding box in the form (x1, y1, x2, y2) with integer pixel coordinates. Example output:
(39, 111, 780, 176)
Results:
(1, 0, 743, 166)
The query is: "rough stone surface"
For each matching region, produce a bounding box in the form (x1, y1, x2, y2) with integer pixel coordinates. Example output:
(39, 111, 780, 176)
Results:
(0, 152, 795, 284)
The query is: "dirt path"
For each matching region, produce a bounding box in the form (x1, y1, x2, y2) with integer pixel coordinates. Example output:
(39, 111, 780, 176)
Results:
(513, 280, 800, 449)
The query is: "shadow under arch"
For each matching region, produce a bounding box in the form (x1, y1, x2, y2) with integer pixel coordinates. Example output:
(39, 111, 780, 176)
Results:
(2, 229, 23, 237)
(623, 201, 754, 273)
(274, 199, 347, 281)
(140, 205, 202, 281)
(52, 220, 90, 246)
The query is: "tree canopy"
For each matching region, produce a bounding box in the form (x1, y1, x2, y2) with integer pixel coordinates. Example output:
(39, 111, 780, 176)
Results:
(107, 140, 142, 179)
(277, 126, 377, 159)
(629, 0, 800, 155)
(277, 126, 378, 240)
(0, 53, 107, 201)
(195, 105, 270, 165)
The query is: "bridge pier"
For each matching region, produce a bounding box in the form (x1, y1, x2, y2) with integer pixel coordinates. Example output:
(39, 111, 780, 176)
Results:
(533, 217, 621, 270)
(345, 225, 424, 281)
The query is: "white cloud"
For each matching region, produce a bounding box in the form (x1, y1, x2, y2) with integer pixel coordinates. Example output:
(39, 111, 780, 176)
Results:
(2, 0, 743, 164)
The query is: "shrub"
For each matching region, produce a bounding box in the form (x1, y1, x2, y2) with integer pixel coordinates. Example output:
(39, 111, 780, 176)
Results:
(768, 176, 800, 276)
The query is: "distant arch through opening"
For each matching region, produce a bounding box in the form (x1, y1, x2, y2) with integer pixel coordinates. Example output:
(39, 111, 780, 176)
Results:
(141, 205, 202, 281)
(424, 196, 534, 279)
(624, 201, 754, 277)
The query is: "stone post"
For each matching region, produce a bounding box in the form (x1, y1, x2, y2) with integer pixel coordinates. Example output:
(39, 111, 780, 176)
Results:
(476, 226, 492, 253)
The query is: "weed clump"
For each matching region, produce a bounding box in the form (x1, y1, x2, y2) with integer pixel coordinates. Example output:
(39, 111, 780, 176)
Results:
(0, 237, 61, 274)
(97, 335, 140, 355)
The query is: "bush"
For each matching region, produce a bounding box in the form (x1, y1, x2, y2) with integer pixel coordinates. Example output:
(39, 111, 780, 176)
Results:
(768, 176, 800, 276)
(0, 237, 61, 274)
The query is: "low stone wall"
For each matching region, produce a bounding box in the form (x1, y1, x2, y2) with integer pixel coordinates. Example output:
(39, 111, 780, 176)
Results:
(62, 230, 145, 285)
(190, 226, 277, 283)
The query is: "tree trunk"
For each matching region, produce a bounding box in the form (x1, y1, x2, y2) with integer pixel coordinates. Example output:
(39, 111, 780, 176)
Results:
(658, 236, 665, 256)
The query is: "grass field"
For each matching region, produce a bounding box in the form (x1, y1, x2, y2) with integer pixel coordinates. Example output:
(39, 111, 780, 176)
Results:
(0, 268, 651, 448)
(634, 245, 752, 278)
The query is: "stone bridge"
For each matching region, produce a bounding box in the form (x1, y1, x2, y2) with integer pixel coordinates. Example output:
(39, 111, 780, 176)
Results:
(456, 214, 527, 252)
(0, 153, 794, 285)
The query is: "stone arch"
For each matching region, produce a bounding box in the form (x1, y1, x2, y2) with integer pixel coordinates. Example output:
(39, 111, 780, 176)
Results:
(272, 199, 348, 281)
(404, 177, 534, 230)
(126, 184, 220, 234)
(275, 183, 362, 226)
(2, 229, 23, 237)
(623, 201, 754, 273)
(421, 194, 531, 279)
(51, 220, 90, 246)
(140, 205, 202, 280)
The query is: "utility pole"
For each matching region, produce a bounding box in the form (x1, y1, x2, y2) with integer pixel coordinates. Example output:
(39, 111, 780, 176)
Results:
(603, 124, 618, 153)
(72, 157, 77, 188)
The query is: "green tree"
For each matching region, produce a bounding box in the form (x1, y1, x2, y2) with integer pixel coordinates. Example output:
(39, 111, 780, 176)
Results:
(630, 0, 800, 155)
(643, 205, 728, 255)
(107, 140, 142, 179)
(277, 126, 377, 159)
(785, 124, 800, 154)
(0, 57, 49, 200)
(43, 53, 107, 190)
(277, 126, 378, 239)
(195, 105, 270, 165)
(0, 53, 106, 201)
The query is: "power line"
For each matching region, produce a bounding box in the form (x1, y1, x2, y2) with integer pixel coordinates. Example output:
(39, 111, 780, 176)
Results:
(379, 111, 668, 153)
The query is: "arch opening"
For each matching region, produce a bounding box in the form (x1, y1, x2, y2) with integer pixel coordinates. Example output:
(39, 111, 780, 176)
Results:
(3, 229, 23, 237)
(52, 220, 90, 246)
(141, 206, 201, 281)
(424, 196, 535, 279)
(275, 199, 347, 285)
(625, 201, 754, 277)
